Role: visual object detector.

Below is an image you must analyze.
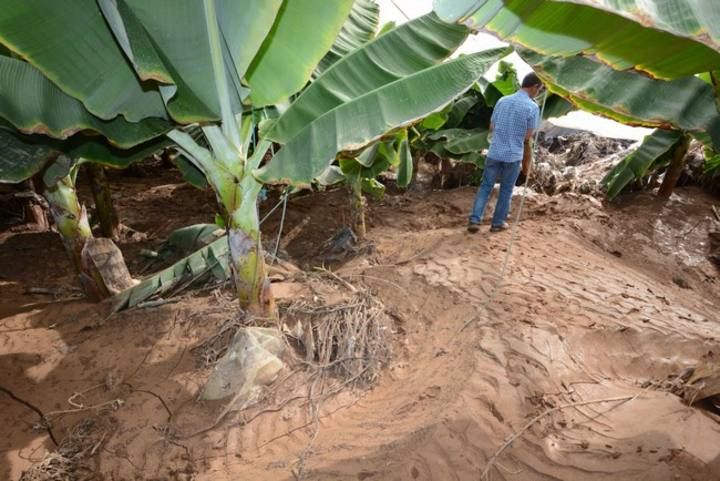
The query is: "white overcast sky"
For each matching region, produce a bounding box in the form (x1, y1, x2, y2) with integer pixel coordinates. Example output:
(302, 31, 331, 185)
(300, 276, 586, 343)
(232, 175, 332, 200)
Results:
(375, 0, 650, 140)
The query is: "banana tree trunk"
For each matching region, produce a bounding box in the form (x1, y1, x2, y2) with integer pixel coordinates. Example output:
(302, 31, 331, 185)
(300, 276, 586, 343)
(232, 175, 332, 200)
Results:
(44, 173, 135, 301)
(658, 132, 691, 198)
(23, 177, 50, 230)
(349, 176, 367, 239)
(226, 179, 276, 318)
(86, 164, 120, 240)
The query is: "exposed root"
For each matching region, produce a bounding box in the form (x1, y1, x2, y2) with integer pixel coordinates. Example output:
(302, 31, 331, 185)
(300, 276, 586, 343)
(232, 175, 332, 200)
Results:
(19, 452, 73, 481)
(20, 417, 115, 481)
(285, 279, 392, 386)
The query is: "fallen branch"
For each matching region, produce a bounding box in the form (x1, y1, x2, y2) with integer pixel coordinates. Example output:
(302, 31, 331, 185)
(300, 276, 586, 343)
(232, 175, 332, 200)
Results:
(0, 385, 58, 445)
(480, 394, 637, 481)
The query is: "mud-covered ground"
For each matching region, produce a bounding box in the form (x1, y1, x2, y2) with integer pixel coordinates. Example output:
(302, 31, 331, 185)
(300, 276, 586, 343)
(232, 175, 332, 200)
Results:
(1, 159, 719, 481)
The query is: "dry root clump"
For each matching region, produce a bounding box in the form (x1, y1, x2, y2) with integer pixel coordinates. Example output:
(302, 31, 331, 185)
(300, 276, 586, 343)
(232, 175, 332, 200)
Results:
(19, 453, 74, 481)
(20, 417, 112, 481)
(285, 287, 392, 386)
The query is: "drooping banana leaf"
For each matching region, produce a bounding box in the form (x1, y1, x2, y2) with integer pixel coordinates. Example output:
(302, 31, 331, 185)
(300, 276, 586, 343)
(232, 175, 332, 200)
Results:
(518, 48, 720, 151)
(562, 0, 720, 53)
(257, 49, 509, 186)
(246, 0, 355, 106)
(315, 0, 380, 75)
(113, 234, 230, 312)
(0, 56, 171, 148)
(0, 0, 167, 121)
(603, 129, 683, 199)
(0, 128, 56, 183)
(173, 154, 209, 189)
(420, 112, 450, 131)
(542, 94, 575, 120)
(432, 0, 720, 79)
(316, 165, 346, 186)
(266, 13, 471, 144)
(0, 124, 167, 184)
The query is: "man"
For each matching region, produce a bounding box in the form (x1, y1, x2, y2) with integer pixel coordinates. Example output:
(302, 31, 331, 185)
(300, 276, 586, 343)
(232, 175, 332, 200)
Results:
(467, 73, 542, 233)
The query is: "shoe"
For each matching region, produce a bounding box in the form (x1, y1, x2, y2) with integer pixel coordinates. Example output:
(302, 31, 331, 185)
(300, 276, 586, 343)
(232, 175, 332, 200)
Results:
(490, 223, 509, 232)
(467, 222, 480, 233)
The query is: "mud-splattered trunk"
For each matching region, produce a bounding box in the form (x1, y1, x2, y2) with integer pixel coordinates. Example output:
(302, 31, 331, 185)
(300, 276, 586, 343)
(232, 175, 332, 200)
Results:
(225, 178, 276, 318)
(86, 164, 120, 240)
(350, 176, 366, 240)
(23, 177, 50, 230)
(44, 174, 134, 301)
(658, 133, 691, 198)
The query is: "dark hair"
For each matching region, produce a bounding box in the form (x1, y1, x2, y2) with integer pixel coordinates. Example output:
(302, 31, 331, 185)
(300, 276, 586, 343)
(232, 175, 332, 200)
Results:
(521, 72, 542, 88)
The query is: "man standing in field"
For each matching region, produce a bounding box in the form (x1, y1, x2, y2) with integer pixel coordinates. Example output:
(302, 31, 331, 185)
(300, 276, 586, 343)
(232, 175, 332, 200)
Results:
(467, 73, 542, 233)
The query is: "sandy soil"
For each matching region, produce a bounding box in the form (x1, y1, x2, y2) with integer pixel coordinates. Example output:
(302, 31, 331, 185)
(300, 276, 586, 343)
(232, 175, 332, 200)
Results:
(1, 170, 719, 481)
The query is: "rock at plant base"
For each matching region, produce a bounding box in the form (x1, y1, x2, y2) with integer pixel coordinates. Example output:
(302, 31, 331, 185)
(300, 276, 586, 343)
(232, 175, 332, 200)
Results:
(202, 327, 286, 404)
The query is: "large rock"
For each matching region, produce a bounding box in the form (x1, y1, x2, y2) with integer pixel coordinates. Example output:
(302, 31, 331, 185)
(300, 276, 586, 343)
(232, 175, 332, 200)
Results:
(202, 327, 286, 404)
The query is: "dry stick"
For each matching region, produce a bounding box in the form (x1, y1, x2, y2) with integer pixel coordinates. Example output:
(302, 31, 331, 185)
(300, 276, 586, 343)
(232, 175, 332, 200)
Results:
(480, 395, 637, 481)
(0, 385, 58, 446)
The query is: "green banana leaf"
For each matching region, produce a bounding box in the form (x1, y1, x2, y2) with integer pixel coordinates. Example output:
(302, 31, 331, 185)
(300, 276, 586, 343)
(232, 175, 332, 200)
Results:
(542, 94, 576, 120)
(0, 0, 167, 121)
(518, 48, 720, 151)
(603, 129, 683, 199)
(246, 0, 355, 106)
(0, 56, 171, 148)
(0, 128, 56, 183)
(316, 165, 346, 186)
(266, 13, 470, 144)
(420, 111, 451, 131)
(428, 128, 490, 155)
(1, 1, 354, 126)
(0, 125, 168, 184)
(492, 60, 521, 96)
(396, 133, 413, 188)
(315, 0, 380, 75)
(432, 0, 720, 79)
(173, 155, 209, 189)
(563, 0, 720, 53)
(257, 49, 509, 186)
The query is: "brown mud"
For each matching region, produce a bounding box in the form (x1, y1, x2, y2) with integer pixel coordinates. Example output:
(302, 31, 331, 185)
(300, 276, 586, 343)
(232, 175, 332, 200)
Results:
(1, 167, 719, 481)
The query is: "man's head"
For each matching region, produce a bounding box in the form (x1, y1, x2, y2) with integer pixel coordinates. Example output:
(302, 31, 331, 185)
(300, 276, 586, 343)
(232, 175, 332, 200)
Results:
(521, 73, 543, 97)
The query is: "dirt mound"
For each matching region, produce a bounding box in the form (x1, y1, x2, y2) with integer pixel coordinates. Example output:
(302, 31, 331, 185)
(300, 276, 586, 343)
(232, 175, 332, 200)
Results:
(532, 131, 636, 196)
(1, 171, 719, 480)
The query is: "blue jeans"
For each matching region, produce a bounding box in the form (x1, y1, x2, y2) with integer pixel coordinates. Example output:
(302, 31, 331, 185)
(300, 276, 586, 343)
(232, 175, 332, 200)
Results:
(469, 158, 521, 227)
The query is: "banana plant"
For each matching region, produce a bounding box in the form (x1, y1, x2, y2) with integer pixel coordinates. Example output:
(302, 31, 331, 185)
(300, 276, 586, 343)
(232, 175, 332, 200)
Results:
(0, 127, 161, 298)
(317, 130, 413, 239)
(0, 3, 506, 315)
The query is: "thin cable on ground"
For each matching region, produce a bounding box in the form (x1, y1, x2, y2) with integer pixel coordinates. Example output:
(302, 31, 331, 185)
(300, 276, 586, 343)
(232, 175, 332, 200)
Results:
(457, 92, 547, 335)
(270, 188, 289, 267)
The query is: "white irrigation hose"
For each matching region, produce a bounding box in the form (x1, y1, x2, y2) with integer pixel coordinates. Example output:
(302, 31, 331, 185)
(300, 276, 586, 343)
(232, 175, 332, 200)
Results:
(458, 91, 548, 334)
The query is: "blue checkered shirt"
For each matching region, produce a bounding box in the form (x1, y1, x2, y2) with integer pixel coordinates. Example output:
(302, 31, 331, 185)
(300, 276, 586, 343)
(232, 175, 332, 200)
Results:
(487, 90, 540, 162)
